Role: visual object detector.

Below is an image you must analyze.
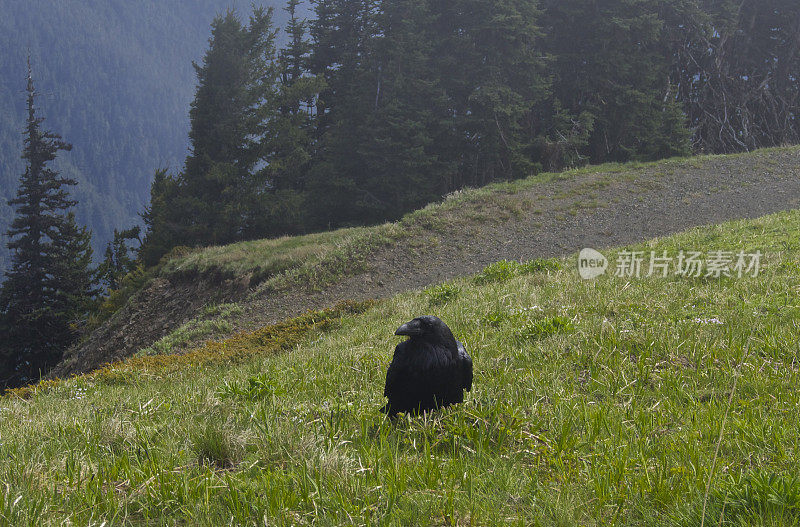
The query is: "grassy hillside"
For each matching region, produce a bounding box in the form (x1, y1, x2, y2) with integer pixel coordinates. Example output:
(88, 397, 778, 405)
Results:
(78, 152, 689, 365)
(3, 207, 800, 525)
(152, 147, 798, 291)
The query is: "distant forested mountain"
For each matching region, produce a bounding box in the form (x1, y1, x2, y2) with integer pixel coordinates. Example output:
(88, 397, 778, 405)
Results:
(0, 0, 299, 277)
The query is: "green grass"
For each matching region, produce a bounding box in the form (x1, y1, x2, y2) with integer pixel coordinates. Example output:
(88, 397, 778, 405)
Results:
(160, 228, 376, 284)
(3, 209, 800, 525)
(136, 303, 244, 357)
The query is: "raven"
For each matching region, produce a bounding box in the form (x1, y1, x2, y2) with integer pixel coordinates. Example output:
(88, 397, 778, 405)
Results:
(381, 316, 473, 417)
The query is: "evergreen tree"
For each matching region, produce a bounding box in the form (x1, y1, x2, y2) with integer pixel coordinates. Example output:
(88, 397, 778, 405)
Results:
(139, 169, 182, 267)
(176, 8, 280, 246)
(540, 0, 691, 163)
(97, 226, 141, 292)
(358, 0, 453, 214)
(433, 0, 550, 187)
(245, 0, 325, 237)
(0, 64, 95, 387)
(306, 0, 384, 228)
(281, 0, 313, 90)
(306, 0, 551, 227)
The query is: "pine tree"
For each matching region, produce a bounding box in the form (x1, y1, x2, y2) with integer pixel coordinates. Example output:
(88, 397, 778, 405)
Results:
(540, 0, 691, 163)
(97, 226, 141, 292)
(176, 8, 280, 246)
(0, 63, 96, 387)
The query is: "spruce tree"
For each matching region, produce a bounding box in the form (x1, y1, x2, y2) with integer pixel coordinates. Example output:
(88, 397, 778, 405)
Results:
(97, 226, 141, 292)
(433, 0, 550, 187)
(540, 0, 691, 163)
(176, 8, 280, 246)
(139, 169, 182, 267)
(306, 0, 384, 228)
(0, 64, 95, 387)
(359, 0, 453, 215)
(245, 0, 325, 237)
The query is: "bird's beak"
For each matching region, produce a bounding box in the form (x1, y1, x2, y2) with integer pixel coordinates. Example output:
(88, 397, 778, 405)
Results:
(395, 320, 422, 336)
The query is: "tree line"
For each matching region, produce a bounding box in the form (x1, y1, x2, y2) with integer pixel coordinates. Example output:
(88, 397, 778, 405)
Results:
(1, 0, 798, 388)
(140, 0, 800, 265)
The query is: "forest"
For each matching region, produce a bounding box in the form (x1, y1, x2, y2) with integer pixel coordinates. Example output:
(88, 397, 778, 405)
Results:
(0, 0, 798, 387)
(0, 0, 299, 277)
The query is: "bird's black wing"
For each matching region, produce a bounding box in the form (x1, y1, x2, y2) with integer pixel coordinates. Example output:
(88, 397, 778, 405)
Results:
(457, 340, 473, 392)
(384, 340, 408, 398)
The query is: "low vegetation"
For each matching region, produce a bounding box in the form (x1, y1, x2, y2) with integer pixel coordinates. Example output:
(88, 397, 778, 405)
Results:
(149, 146, 795, 297)
(1, 208, 799, 525)
(136, 303, 244, 357)
(159, 229, 374, 284)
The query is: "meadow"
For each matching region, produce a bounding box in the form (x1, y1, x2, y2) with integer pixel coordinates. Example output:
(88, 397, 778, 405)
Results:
(1, 209, 799, 526)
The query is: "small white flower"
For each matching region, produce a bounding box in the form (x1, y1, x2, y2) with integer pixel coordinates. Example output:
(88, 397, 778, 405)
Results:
(694, 318, 724, 325)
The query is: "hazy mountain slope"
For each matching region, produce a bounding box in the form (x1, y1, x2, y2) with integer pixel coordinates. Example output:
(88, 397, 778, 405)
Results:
(0, 0, 299, 276)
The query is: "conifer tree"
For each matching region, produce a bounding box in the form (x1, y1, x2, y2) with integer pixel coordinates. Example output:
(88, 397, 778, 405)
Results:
(281, 0, 312, 90)
(245, 0, 325, 237)
(97, 226, 141, 292)
(358, 0, 453, 215)
(176, 8, 280, 246)
(0, 64, 95, 387)
(306, 0, 384, 228)
(139, 169, 181, 267)
(432, 0, 550, 187)
(540, 0, 691, 163)
(306, 0, 551, 227)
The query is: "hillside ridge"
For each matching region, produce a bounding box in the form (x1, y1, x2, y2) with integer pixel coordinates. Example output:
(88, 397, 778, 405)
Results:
(51, 147, 800, 378)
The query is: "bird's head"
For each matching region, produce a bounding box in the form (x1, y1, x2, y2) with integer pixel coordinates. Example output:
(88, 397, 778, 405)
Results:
(395, 316, 457, 347)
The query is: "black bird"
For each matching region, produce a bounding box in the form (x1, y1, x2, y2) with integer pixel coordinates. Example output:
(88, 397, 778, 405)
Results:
(381, 316, 473, 417)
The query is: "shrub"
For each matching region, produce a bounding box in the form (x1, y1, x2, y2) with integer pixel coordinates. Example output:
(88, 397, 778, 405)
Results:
(191, 421, 244, 469)
(219, 373, 284, 401)
(515, 316, 574, 341)
(520, 258, 562, 274)
(425, 283, 461, 306)
(474, 260, 520, 284)
(474, 258, 562, 285)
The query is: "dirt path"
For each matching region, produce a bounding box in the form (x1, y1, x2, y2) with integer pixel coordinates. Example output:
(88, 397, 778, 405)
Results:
(54, 148, 800, 377)
(241, 149, 800, 325)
